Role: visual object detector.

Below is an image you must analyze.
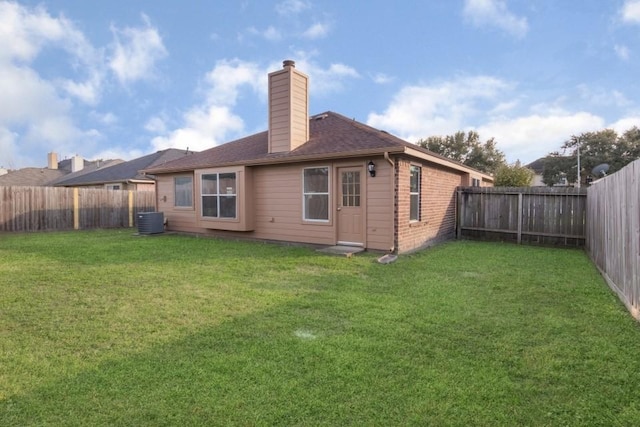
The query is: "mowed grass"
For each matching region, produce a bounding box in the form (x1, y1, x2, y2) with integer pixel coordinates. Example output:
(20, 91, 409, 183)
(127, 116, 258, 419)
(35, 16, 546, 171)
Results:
(1, 230, 639, 426)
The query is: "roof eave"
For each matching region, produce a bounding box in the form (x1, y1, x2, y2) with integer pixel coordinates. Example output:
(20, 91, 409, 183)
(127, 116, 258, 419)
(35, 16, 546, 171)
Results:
(404, 147, 494, 181)
(144, 146, 407, 174)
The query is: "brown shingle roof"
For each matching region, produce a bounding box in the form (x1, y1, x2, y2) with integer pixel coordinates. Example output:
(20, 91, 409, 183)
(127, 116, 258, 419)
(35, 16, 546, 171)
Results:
(144, 111, 481, 175)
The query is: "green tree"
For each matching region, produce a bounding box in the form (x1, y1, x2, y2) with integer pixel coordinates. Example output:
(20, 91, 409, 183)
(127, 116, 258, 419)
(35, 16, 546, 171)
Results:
(417, 131, 506, 174)
(542, 127, 640, 186)
(494, 163, 534, 187)
(541, 154, 576, 186)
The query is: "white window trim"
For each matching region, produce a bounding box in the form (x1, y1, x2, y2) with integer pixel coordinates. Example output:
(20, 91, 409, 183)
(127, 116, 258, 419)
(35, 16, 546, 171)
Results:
(410, 165, 421, 222)
(302, 166, 331, 223)
(201, 172, 237, 219)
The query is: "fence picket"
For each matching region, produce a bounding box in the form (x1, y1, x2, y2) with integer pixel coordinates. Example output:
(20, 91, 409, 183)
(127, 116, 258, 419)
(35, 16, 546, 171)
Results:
(0, 186, 155, 232)
(587, 159, 640, 320)
(457, 186, 587, 246)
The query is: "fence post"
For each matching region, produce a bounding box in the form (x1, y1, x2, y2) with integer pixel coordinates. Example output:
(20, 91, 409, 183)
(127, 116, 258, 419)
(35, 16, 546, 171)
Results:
(128, 191, 134, 228)
(457, 190, 463, 239)
(517, 192, 523, 244)
(73, 188, 79, 230)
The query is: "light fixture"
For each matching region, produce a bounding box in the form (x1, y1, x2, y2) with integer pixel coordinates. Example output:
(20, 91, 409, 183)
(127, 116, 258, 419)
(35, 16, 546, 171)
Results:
(368, 161, 376, 177)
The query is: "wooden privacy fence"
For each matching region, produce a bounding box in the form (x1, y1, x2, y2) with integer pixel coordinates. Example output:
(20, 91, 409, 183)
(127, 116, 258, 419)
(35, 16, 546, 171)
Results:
(457, 186, 587, 246)
(0, 186, 156, 232)
(587, 159, 640, 320)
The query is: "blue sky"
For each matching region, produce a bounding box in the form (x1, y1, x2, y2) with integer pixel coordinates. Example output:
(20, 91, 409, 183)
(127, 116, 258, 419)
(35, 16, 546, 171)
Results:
(1, 0, 639, 169)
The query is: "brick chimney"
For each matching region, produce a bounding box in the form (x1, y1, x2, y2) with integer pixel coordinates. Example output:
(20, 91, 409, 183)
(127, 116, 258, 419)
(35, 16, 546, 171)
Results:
(268, 60, 309, 153)
(48, 152, 58, 170)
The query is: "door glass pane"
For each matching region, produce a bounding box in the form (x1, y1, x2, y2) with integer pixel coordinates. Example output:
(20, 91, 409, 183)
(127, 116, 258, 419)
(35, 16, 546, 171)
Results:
(341, 171, 360, 207)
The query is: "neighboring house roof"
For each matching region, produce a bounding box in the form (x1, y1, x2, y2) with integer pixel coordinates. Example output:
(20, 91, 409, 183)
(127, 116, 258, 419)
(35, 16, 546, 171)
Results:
(144, 111, 492, 180)
(526, 156, 572, 174)
(48, 159, 125, 186)
(526, 158, 546, 174)
(54, 148, 196, 187)
(0, 168, 67, 186)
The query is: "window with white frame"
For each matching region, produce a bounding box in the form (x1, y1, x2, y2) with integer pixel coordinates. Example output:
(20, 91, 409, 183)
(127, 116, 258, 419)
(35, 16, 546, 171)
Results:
(201, 172, 237, 218)
(303, 167, 329, 221)
(410, 165, 421, 222)
(174, 176, 193, 207)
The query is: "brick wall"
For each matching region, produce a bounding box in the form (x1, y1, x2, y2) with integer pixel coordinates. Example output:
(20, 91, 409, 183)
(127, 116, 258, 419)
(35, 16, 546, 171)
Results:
(395, 157, 464, 253)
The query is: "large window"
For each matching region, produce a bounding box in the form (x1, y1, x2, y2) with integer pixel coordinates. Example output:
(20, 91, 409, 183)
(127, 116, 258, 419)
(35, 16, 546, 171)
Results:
(201, 173, 236, 218)
(303, 167, 329, 221)
(410, 165, 421, 222)
(174, 176, 193, 207)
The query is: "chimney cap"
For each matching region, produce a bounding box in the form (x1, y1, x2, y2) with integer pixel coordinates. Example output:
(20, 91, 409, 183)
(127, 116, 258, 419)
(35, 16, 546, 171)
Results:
(283, 59, 295, 68)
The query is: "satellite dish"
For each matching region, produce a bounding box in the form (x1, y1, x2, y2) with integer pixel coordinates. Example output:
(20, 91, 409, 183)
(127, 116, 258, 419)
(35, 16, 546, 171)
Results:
(591, 163, 610, 177)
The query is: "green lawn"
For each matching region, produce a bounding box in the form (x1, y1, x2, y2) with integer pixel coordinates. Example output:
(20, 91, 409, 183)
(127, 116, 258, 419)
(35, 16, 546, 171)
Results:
(1, 230, 639, 426)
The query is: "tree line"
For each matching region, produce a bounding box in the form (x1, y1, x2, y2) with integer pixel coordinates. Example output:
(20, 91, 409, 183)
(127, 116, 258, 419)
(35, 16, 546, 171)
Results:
(417, 126, 640, 187)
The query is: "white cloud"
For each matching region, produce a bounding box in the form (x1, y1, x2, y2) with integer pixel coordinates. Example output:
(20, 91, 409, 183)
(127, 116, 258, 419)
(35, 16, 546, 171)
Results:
(476, 111, 605, 162)
(621, 0, 640, 23)
(367, 75, 511, 140)
(292, 56, 360, 94)
(302, 22, 331, 39)
(150, 59, 267, 152)
(90, 111, 117, 125)
(145, 115, 167, 133)
(276, 0, 310, 15)
(365, 75, 621, 163)
(203, 59, 265, 105)
(246, 26, 282, 42)
(614, 44, 630, 60)
(609, 116, 640, 133)
(151, 106, 244, 152)
(108, 14, 167, 84)
(371, 72, 394, 84)
(0, 2, 107, 167)
(463, 0, 529, 38)
(577, 85, 631, 108)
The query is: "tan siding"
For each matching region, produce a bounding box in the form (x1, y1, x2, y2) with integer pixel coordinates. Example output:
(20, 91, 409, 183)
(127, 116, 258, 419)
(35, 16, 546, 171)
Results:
(365, 158, 394, 251)
(251, 164, 334, 245)
(155, 159, 398, 251)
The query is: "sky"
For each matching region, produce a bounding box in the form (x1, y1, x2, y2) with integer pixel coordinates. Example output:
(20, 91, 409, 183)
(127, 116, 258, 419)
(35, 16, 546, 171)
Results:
(1, 0, 639, 169)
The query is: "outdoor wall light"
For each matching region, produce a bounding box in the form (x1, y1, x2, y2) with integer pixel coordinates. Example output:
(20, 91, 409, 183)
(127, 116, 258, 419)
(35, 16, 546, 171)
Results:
(368, 161, 376, 177)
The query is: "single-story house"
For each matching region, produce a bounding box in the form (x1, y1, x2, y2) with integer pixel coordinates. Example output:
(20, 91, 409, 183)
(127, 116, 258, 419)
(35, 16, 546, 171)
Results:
(53, 149, 195, 191)
(144, 60, 493, 254)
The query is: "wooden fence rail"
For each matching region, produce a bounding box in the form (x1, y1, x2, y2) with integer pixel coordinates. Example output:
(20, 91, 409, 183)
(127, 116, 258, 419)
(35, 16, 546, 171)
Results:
(0, 186, 156, 232)
(586, 159, 640, 320)
(457, 186, 588, 246)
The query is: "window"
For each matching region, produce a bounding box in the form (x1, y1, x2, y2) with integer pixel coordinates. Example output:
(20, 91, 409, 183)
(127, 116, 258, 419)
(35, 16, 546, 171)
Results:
(472, 178, 480, 187)
(410, 166, 421, 222)
(201, 173, 236, 218)
(106, 184, 121, 190)
(341, 171, 361, 207)
(303, 167, 329, 221)
(174, 177, 193, 207)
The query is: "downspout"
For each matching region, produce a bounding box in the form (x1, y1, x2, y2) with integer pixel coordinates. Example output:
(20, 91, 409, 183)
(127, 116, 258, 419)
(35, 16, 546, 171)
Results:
(384, 152, 396, 253)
